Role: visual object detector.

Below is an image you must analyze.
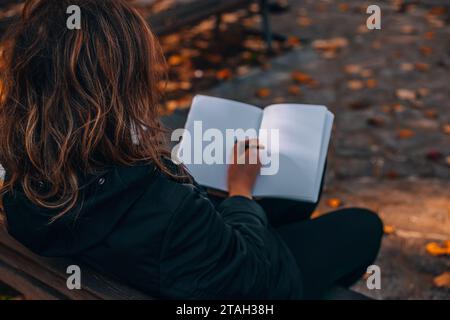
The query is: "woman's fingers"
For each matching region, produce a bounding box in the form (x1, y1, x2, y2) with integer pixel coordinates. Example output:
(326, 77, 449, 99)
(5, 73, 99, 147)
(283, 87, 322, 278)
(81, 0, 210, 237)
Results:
(232, 139, 263, 165)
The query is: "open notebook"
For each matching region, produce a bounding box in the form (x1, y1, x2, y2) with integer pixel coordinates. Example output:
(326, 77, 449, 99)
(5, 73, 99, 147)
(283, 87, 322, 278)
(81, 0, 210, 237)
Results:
(177, 95, 334, 203)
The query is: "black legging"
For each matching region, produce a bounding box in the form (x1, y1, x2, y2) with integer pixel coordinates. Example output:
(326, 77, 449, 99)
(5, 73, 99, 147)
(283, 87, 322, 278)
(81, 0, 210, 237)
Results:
(208, 167, 383, 299)
(258, 197, 383, 299)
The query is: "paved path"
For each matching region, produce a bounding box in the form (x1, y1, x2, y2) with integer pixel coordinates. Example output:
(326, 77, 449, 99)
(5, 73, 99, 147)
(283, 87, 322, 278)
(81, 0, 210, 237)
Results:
(162, 0, 450, 299)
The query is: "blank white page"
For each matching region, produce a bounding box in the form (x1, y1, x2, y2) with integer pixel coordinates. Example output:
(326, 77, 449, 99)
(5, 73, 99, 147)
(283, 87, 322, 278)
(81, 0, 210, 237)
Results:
(179, 95, 263, 191)
(254, 104, 328, 201)
(313, 111, 334, 199)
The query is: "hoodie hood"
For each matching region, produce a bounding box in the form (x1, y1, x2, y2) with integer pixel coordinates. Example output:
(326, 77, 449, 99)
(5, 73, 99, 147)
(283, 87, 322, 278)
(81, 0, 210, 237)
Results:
(3, 164, 156, 257)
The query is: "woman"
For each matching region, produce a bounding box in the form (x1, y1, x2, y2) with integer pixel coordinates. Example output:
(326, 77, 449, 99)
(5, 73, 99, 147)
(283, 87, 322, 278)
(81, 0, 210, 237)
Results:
(0, 0, 383, 299)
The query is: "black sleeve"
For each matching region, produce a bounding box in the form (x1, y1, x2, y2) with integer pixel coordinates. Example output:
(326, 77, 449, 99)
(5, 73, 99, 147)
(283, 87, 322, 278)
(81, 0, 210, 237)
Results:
(159, 187, 274, 299)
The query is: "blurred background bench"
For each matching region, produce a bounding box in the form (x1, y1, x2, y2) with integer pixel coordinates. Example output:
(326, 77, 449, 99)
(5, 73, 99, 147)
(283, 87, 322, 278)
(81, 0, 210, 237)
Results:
(0, 0, 275, 50)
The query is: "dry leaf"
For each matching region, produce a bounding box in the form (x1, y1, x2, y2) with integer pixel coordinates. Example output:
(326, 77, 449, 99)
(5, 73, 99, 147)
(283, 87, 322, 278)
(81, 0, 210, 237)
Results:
(347, 80, 364, 90)
(400, 63, 414, 72)
(366, 79, 378, 88)
(420, 46, 433, 56)
(361, 69, 373, 78)
(424, 31, 435, 40)
(338, 3, 349, 12)
(392, 103, 406, 113)
(428, 7, 448, 16)
(168, 55, 183, 66)
(417, 88, 430, 97)
(288, 85, 302, 96)
(343, 64, 362, 75)
(326, 198, 343, 208)
(426, 241, 450, 256)
(401, 25, 416, 34)
(415, 62, 430, 72)
(312, 37, 348, 52)
(216, 68, 232, 80)
(290, 71, 319, 88)
(397, 129, 415, 139)
(396, 89, 417, 101)
(256, 88, 271, 98)
(424, 109, 438, 119)
(286, 36, 301, 47)
(236, 65, 251, 76)
(291, 70, 310, 83)
(443, 124, 450, 135)
(297, 17, 312, 27)
(384, 225, 395, 235)
(272, 96, 286, 104)
(321, 51, 337, 59)
(433, 272, 450, 288)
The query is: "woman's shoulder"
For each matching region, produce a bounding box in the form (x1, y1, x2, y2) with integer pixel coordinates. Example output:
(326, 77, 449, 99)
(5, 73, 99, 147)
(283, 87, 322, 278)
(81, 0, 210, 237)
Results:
(113, 160, 203, 211)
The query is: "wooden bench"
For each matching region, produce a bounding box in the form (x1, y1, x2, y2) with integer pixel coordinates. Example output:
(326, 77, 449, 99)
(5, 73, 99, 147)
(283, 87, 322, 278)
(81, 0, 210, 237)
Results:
(0, 224, 371, 300)
(0, 225, 152, 300)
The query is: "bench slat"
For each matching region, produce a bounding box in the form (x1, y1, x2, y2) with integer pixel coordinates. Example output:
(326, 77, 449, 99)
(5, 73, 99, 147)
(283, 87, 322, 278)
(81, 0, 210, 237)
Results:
(148, 0, 255, 35)
(0, 227, 152, 300)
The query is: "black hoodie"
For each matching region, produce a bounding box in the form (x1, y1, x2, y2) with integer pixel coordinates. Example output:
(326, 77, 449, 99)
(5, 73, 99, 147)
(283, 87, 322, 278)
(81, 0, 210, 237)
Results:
(3, 163, 302, 299)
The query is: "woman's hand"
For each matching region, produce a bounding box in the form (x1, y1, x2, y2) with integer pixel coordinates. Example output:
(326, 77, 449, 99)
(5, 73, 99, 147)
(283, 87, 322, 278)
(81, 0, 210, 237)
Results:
(227, 140, 262, 199)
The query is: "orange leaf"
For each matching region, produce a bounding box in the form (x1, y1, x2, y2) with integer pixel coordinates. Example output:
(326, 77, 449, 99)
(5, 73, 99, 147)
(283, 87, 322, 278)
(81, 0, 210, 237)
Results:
(420, 46, 433, 56)
(400, 63, 414, 72)
(256, 88, 271, 98)
(312, 37, 348, 52)
(326, 198, 343, 209)
(286, 36, 301, 47)
(343, 64, 362, 75)
(383, 225, 395, 235)
(424, 109, 438, 119)
(433, 272, 450, 288)
(361, 69, 373, 78)
(428, 6, 448, 16)
(216, 68, 232, 80)
(288, 85, 302, 96)
(424, 31, 435, 40)
(366, 79, 378, 88)
(397, 129, 415, 139)
(396, 89, 417, 101)
(415, 62, 430, 72)
(297, 17, 312, 27)
(338, 3, 349, 12)
(347, 80, 364, 90)
(292, 70, 313, 84)
(167, 55, 183, 66)
(426, 241, 450, 257)
(443, 124, 450, 135)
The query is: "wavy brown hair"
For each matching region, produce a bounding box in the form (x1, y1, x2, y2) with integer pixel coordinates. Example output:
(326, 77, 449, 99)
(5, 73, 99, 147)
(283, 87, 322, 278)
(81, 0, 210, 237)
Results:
(0, 0, 186, 218)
